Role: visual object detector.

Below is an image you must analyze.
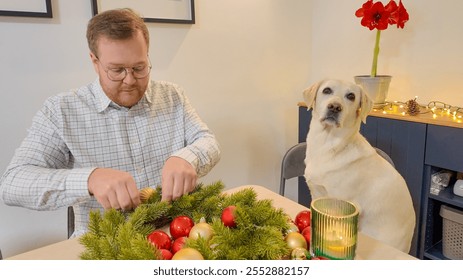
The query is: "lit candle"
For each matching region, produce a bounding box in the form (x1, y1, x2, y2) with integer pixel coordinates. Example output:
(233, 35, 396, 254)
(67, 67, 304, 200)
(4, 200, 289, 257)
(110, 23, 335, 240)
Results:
(310, 198, 359, 260)
(323, 226, 356, 259)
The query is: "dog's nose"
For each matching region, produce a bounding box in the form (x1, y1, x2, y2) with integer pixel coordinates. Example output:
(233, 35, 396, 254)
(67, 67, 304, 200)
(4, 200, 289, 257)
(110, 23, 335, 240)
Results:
(328, 102, 342, 113)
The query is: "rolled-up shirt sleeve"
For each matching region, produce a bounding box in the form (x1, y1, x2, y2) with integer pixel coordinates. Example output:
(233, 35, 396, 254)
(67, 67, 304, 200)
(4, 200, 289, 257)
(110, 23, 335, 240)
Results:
(0, 101, 94, 210)
(170, 90, 220, 177)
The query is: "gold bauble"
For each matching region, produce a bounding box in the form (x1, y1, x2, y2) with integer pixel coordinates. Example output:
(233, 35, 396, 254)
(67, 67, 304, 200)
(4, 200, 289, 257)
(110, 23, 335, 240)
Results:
(291, 247, 309, 260)
(171, 248, 204, 260)
(139, 187, 155, 203)
(286, 222, 300, 234)
(285, 232, 307, 250)
(189, 222, 214, 241)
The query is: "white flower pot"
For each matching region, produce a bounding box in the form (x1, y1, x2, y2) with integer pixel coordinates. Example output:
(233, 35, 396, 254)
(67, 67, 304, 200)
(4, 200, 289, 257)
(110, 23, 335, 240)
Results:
(354, 75, 392, 108)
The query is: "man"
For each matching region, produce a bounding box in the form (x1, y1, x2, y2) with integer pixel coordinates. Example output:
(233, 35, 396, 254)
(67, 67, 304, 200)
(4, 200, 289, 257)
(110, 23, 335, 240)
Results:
(0, 8, 220, 236)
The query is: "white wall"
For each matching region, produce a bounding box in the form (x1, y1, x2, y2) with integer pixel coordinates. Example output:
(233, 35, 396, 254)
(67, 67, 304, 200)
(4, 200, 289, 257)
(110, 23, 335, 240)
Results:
(0, 0, 311, 258)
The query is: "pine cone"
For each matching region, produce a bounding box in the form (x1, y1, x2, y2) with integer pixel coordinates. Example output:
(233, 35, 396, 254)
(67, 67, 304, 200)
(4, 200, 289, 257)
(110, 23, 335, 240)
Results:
(406, 98, 420, 116)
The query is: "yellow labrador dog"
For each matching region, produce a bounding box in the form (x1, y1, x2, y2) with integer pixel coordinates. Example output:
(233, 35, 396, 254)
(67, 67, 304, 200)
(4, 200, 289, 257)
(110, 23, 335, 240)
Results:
(303, 79, 415, 253)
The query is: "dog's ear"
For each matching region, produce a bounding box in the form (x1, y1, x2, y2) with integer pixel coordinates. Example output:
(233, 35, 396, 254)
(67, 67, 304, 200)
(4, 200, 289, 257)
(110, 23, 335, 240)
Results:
(302, 80, 323, 109)
(358, 85, 373, 123)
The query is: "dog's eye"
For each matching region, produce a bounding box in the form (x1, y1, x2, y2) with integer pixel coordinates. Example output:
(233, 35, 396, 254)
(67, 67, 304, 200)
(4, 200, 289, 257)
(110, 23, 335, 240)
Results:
(346, 92, 355, 101)
(322, 87, 332, 94)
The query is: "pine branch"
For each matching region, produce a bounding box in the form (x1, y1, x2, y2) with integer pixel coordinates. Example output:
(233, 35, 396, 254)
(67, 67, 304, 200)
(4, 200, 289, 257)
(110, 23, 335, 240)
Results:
(79, 181, 291, 260)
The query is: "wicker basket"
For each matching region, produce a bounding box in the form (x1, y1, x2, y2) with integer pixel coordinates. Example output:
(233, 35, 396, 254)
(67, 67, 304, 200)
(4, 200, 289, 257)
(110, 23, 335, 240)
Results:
(440, 205, 463, 260)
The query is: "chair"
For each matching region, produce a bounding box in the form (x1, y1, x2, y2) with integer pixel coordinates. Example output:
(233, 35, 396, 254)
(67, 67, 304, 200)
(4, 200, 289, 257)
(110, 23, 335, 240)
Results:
(374, 147, 395, 168)
(279, 142, 395, 196)
(68, 206, 75, 239)
(279, 142, 307, 196)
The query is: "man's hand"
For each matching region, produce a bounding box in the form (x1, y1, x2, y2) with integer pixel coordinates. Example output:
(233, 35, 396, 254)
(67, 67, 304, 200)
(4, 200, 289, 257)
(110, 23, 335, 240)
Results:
(88, 168, 141, 210)
(161, 157, 197, 201)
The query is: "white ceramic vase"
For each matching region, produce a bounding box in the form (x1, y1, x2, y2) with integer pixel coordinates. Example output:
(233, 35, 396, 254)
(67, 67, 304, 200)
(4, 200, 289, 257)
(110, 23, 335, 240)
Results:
(354, 75, 392, 108)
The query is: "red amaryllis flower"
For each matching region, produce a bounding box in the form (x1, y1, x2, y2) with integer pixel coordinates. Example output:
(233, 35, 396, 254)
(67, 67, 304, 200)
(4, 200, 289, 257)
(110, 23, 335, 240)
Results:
(356, 0, 409, 31)
(385, 0, 398, 25)
(360, 1, 390, 30)
(355, 0, 410, 77)
(395, 0, 409, 28)
(355, 0, 373, 18)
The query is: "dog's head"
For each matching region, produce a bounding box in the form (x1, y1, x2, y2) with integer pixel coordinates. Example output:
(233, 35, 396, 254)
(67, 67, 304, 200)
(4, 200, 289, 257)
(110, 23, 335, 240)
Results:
(302, 79, 373, 128)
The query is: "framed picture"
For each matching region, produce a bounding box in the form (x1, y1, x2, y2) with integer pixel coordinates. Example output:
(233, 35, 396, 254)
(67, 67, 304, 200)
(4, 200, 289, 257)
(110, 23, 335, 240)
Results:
(0, 0, 52, 18)
(91, 0, 195, 24)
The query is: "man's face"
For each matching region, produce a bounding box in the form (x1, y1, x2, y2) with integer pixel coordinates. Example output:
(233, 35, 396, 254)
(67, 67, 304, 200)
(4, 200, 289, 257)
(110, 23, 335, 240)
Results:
(90, 30, 150, 108)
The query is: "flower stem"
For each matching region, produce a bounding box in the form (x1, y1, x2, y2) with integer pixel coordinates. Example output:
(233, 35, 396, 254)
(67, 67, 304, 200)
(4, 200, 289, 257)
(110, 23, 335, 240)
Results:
(371, 29, 381, 77)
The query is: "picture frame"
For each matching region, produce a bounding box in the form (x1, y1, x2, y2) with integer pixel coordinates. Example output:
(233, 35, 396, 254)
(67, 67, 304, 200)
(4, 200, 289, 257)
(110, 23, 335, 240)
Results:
(0, 0, 52, 18)
(91, 0, 195, 24)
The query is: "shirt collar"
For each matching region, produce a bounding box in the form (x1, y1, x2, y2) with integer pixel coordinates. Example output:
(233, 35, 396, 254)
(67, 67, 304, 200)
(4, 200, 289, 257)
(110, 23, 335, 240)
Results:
(91, 79, 152, 113)
(144, 80, 153, 104)
(91, 78, 113, 113)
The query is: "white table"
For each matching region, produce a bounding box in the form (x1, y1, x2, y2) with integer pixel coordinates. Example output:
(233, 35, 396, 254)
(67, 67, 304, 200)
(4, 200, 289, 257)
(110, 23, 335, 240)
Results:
(7, 185, 416, 260)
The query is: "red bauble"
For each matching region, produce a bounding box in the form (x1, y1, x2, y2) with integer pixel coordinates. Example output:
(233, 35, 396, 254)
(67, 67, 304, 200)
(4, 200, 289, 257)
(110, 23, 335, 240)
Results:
(159, 248, 173, 260)
(171, 236, 187, 254)
(221, 205, 237, 228)
(148, 230, 172, 250)
(294, 210, 311, 232)
(301, 226, 311, 244)
(170, 215, 195, 239)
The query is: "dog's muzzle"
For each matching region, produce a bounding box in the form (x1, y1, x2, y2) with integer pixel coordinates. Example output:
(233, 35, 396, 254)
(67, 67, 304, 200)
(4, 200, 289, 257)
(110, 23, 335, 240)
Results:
(321, 102, 342, 126)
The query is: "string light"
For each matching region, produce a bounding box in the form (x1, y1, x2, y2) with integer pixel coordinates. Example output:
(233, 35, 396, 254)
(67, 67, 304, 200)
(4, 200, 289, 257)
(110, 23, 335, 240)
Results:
(373, 99, 463, 124)
(427, 101, 463, 123)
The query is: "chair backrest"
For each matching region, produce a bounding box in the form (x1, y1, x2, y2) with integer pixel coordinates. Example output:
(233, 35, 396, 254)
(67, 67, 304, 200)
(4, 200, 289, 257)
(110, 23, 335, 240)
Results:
(375, 147, 395, 168)
(279, 142, 307, 196)
(279, 143, 394, 197)
(68, 206, 75, 239)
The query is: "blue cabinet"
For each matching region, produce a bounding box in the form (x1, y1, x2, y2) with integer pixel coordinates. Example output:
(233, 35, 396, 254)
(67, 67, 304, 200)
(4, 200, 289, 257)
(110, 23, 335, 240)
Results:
(421, 125, 463, 260)
(298, 106, 426, 258)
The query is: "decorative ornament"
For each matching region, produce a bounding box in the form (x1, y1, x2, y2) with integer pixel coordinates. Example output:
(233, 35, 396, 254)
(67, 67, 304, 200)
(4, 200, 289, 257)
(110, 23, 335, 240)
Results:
(221, 205, 237, 228)
(406, 97, 420, 116)
(291, 247, 309, 260)
(147, 230, 172, 250)
(171, 236, 187, 254)
(139, 187, 156, 203)
(159, 249, 173, 260)
(189, 219, 214, 241)
(172, 248, 204, 260)
(301, 226, 311, 245)
(285, 232, 308, 251)
(286, 222, 300, 234)
(170, 215, 195, 240)
(294, 210, 311, 232)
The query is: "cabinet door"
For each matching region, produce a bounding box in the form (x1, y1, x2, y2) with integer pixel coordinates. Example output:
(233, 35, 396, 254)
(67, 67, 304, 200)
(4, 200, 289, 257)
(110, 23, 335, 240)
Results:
(426, 125, 463, 172)
(298, 107, 426, 257)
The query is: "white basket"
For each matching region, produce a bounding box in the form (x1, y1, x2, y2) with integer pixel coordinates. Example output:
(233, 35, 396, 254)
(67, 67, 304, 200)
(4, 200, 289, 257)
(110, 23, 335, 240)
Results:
(440, 205, 463, 260)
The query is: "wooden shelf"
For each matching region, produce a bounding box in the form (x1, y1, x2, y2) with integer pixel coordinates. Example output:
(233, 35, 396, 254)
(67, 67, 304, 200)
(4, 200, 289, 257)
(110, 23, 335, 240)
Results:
(424, 241, 449, 260)
(429, 185, 463, 209)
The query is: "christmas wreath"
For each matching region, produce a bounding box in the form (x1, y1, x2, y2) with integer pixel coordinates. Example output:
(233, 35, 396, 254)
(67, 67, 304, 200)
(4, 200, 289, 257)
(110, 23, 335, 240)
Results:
(78, 181, 311, 260)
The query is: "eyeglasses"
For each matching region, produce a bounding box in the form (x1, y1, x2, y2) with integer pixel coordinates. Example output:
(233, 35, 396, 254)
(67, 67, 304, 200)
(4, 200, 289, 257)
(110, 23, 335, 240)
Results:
(96, 57, 152, 81)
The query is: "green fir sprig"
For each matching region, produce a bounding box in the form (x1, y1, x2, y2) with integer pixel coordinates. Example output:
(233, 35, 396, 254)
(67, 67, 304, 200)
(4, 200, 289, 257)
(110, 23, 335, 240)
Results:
(79, 181, 291, 260)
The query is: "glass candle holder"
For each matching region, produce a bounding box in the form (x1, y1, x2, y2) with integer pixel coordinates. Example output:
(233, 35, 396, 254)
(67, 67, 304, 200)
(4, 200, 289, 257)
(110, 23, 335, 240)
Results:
(310, 197, 359, 260)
